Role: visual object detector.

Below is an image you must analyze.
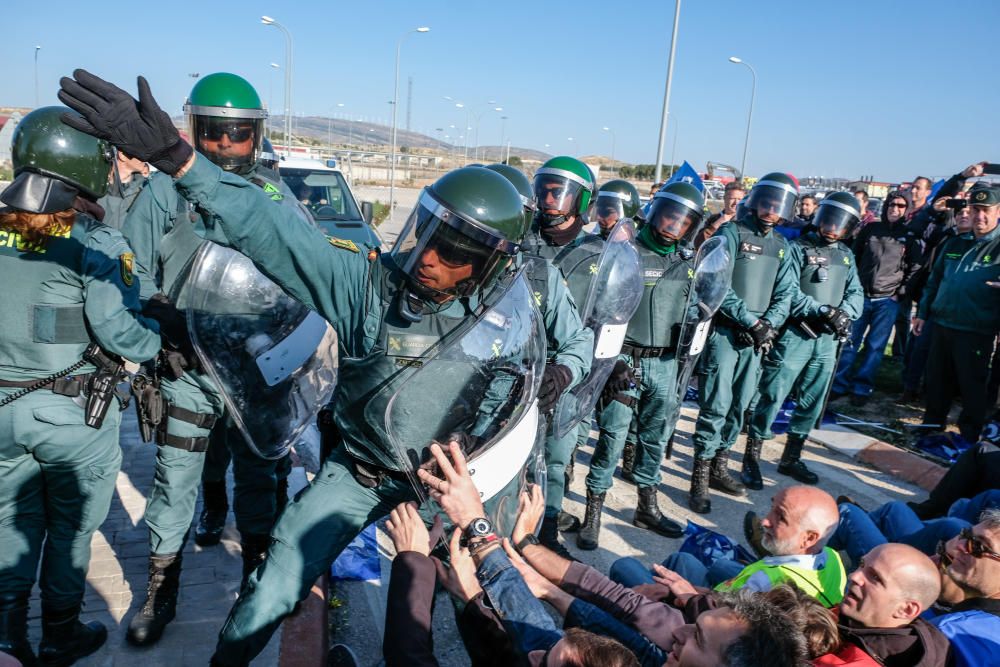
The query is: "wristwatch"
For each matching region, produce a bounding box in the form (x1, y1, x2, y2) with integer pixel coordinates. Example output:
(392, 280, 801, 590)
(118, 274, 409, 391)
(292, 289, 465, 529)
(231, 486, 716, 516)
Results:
(461, 517, 495, 548)
(515, 533, 540, 553)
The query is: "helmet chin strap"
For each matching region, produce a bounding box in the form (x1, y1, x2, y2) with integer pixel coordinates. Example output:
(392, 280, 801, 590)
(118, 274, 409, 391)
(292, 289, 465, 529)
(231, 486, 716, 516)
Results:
(537, 211, 569, 228)
(398, 286, 428, 323)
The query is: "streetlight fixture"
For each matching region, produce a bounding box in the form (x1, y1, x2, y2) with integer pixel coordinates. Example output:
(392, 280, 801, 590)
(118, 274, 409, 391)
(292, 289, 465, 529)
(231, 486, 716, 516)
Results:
(262, 16, 293, 155)
(728, 56, 756, 181)
(653, 0, 682, 184)
(33, 46, 41, 108)
(389, 26, 430, 223)
(602, 126, 616, 176)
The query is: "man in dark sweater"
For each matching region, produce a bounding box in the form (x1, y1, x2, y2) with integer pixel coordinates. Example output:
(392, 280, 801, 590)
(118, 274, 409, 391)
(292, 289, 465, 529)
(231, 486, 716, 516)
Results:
(832, 191, 923, 404)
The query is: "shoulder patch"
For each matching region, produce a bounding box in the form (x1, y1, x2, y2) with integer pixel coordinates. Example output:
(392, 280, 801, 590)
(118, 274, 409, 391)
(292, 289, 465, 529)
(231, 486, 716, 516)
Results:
(120, 252, 135, 286)
(327, 237, 359, 253)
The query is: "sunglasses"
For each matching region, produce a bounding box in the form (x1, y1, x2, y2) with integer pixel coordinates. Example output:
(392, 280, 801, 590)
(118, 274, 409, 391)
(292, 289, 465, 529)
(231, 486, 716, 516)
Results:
(959, 527, 1000, 562)
(888, 203, 907, 209)
(540, 185, 569, 200)
(204, 124, 254, 143)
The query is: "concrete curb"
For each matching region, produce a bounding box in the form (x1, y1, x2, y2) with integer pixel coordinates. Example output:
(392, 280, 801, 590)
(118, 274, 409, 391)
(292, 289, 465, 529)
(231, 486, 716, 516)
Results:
(809, 425, 947, 491)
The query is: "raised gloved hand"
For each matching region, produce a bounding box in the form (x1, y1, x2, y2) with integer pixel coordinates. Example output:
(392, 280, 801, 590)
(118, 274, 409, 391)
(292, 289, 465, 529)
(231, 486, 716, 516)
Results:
(143, 293, 201, 379)
(58, 69, 193, 176)
(818, 305, 852, 339)
(746, 318, 777, 353)
(538, 364, 573, 414)
(601, 359, 636, 402)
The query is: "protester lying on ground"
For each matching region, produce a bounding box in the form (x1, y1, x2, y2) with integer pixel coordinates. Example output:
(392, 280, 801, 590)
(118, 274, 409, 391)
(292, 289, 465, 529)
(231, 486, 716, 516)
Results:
(413, 441, 637, 667)
(828, 491, 1000, 567)
(613, 486, 846, 607)
(814, 543, 951, 667)
(926, 509, 1000, 667)
(502, 483, 817, 667)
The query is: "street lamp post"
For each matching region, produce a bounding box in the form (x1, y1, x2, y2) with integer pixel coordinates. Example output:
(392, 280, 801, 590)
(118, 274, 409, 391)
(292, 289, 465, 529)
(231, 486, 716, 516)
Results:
(390, 26, 430, 224)
(602, 126, 616, 176)
(728, 56, 756, 181)
(33, 46, 41, 108)
(669, 115, 680, 177)
(473, 105, 502, 161)
(653, 0, 682, 184)
(267, 62, 280, 138)
(261, 16, 293, 156)
(499, 115, 508, 163)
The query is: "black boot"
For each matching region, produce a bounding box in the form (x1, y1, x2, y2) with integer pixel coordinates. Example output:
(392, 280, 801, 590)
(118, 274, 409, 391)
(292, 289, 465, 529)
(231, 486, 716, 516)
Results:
(127, 553, 181, 647)
(556, 511, 581, 533)
(689, 458, 712, 514)
(195, 480, 229, 547)
(743, 511, 771, 559)
(539, 516, 576, 561)
(240, 533, 272, 589)
(634, 486, 683, 537)
(576, 489, 606, 551)
(621, 441, 636, 484)
(740, 438, 764, 490)
(38, 603, 106, 666)
(0, 593, 36, 667)
(709, 450, 746, 496)
(777, 435, 818, 484)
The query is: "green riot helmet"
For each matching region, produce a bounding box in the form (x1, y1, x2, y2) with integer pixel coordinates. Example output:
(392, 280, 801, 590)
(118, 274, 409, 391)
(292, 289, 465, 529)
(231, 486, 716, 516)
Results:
(589, 179, 641, 237)
(815, 191, 861, 244)
(746, 172, 799, 227)
(260, 137, 280, 171)
(0, 106, 113, 214)
(646, 181, 705, 248)
(533, 156, 595, 227)
(484, 162, 536, 226)
(392, 167, 527, 311)
(184, 72, 267, 174)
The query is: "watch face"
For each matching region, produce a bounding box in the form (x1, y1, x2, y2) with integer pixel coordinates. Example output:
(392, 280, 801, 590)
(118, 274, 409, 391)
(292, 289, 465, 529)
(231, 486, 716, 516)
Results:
(470, 518, 493, 536)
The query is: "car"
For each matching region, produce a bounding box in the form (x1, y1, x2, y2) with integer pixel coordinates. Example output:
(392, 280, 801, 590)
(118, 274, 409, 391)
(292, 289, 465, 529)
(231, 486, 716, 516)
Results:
(279, 157, 383, 249)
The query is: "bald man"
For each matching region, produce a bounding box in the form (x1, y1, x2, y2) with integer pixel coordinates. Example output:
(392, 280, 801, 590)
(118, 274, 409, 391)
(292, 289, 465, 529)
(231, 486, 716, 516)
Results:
(829, 543, 952, 666)
(610, 486, 847, 607)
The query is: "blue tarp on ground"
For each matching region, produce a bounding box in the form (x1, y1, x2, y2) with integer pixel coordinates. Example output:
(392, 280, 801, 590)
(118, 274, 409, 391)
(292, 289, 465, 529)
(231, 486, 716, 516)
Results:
(679, 521, 756, 567)
(330, 523, 381, 581)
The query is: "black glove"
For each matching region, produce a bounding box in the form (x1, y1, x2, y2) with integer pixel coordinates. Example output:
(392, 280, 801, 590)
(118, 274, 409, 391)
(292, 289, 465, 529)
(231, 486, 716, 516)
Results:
(746, 318, 777, 353)
(602, 360, 636, 402)
(58, 69, 193, 175)
(818, 305, 852, 339)
(143, 293, 201, 379)
(538, 364, 573, 414)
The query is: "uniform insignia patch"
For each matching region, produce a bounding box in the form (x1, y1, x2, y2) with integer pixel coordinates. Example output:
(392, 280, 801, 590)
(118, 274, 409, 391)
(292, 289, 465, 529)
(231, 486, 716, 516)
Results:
(120, 252, 135, 286)
(327, 237, 359, 253)
(843, 256, 851, 265)
(262, 182, 284, 201)
(778, 248, 785, 259)
(740, 242, 763, 255)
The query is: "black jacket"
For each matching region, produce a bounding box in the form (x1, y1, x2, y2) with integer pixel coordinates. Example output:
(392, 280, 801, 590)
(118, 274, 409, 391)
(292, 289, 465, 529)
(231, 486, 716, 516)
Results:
(852, 200, 924, 299)
(838, 616, 954, 667)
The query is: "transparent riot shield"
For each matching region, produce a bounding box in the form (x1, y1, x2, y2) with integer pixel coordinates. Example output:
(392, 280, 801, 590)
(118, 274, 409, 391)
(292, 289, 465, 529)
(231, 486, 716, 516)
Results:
(185, 243, 339, 460)
(551, 218, 643, 437)
(674, 235, 733, 404)
(385, 270, 547, 536)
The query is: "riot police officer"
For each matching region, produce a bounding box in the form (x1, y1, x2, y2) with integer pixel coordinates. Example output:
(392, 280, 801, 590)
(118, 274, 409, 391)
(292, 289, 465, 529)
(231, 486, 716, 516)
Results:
(577, 182, 703, 549)
(97, 148, 149, 230)
(523, 156, 606, 550)
(118, 73, 294, 646)
(55, 68, 591, 665)
(689, 172, 798, 514)
(0, 107, 161, 666)
(590, 179, 644, 238)
(744, 192, 864, 487)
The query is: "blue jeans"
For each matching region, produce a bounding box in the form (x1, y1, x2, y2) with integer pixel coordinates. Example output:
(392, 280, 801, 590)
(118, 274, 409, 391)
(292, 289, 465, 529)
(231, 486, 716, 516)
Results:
(903, 318, 934, 393)
(476, 546, 563, 655)
(830, 500, 970, 564)
(833, 297, 899, 397)
(609, 552, 745, 590)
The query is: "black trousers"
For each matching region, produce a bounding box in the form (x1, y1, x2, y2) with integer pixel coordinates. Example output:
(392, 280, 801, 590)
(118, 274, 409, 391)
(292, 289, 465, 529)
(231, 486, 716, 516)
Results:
(923, 324, 993, 442)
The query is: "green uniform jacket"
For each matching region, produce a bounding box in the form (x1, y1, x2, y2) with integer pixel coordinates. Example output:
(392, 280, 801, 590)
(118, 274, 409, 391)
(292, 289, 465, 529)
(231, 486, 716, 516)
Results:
(788, 233, 864, 322)
(0, 212, 161, 379)
(715, 218, 797, 330)
(174, 156, 592, 457)
(97, 173, 147, 231)
(918, 225, 1000, 335)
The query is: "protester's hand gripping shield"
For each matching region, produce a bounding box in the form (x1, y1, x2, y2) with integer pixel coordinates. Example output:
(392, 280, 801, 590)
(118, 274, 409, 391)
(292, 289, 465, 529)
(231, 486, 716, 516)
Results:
(551, 219, 643, 437)
(185, 243, 338, 460)
(385, 270, 547, 536)
(674, 235, 733, 403)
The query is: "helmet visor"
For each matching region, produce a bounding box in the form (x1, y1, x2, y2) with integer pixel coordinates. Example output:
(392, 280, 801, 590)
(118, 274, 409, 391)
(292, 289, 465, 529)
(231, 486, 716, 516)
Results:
(747, 181, 798, 223)
(392, 190, 518, 298)
(816, 200, 859, 241)
(589, 192, 629, 230)
(534, 172, 584, 217)
(647, 193, 702, 242)
(191, 115, 263, 172)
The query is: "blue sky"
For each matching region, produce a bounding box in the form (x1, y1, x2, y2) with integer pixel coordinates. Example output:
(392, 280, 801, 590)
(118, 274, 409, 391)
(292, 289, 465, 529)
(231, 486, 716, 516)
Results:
(5, 0, 998, 182)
